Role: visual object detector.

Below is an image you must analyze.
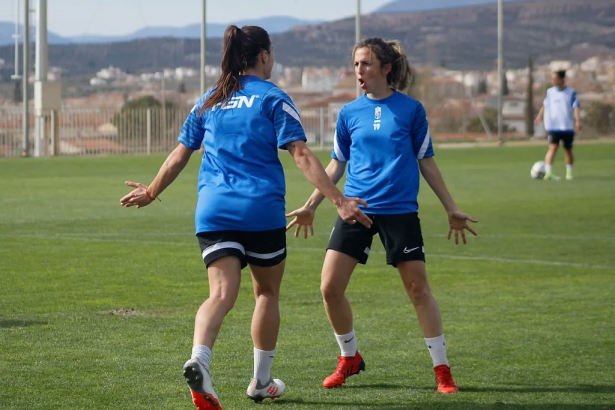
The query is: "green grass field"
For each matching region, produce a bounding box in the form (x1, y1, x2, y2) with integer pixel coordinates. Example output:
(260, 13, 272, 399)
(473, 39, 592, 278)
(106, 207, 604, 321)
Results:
(1, 144, 614, 410)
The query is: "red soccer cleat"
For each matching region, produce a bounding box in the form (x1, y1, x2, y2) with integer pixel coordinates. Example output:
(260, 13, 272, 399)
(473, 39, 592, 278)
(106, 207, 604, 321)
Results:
(434, 364, 459, 394)
(322, 351, 366, 388)
(183, 359, 223, 409)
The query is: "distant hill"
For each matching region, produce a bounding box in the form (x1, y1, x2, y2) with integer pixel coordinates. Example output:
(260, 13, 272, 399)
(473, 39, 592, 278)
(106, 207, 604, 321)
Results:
(271, 0, 615, 69)
(375, 0, 525, 13)
(0, 0, 613, 74)
(0, 22, 71, 45)
(0, 16, 323, 46)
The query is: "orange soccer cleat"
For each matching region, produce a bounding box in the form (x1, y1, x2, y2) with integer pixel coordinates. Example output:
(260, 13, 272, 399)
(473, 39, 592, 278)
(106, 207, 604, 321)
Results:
(322, 351, 366, 388)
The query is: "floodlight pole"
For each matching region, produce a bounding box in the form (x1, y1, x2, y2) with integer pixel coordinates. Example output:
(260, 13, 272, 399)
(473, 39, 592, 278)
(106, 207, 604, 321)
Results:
(34, 0, 48, 157)
(200, 0, 206, 96)
(22, 0, 30, 157)
(11, 0, 21, 81)
(497, 0, 504, 143)
(355, 0, 361, 98)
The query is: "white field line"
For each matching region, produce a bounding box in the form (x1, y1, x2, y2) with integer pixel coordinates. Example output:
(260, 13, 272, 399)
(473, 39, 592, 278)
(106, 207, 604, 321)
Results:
(4, 232, 615, 241)
(2, 233, 614, 271)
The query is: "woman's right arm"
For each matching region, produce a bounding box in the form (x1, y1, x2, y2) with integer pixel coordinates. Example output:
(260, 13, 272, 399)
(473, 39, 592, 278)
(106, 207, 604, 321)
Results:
(302, 157, 346, 212)
(120, 143, 194, 209)
(287, 140, 371, 229)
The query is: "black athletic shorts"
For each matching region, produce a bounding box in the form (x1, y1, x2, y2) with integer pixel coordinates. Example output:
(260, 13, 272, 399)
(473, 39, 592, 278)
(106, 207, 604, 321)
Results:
(327, 212, 425, 267)
(548, 131, 575, 149)
(197, 228, 286, 269)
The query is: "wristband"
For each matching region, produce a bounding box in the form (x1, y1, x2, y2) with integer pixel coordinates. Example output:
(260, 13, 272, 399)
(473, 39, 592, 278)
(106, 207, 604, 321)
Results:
(145, 188, 161, 202)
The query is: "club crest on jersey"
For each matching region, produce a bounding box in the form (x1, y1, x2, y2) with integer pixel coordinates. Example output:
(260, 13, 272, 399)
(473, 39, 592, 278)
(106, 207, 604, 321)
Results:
(373, 106, 382, 130)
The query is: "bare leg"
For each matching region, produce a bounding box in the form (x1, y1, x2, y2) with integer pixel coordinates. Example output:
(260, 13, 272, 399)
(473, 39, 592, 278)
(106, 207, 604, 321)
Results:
(250, 260, 285, 350)
(320, 250, 359, 335)
(564, 147, 574, 166)
(545, 143, 559, 166)
(397, 260, 443, 338)
(193, 256, 242, 348)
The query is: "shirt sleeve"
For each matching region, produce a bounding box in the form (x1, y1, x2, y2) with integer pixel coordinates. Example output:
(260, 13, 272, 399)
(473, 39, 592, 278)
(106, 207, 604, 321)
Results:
(571, 90, 580, 108)
(411, 102, 434, 159)
(331, 108, 350, 162)
(178, 98, 207, 150)
(262, 87, 307, 150)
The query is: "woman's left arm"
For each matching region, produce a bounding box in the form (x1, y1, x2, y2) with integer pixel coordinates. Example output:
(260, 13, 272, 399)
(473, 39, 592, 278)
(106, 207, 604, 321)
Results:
(418, 157, 478, 244)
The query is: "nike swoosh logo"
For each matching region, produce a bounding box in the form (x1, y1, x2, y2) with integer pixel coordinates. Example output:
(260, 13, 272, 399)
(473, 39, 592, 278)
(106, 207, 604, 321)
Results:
(344, 336, 355, 343)
(403, 247, 420, 254)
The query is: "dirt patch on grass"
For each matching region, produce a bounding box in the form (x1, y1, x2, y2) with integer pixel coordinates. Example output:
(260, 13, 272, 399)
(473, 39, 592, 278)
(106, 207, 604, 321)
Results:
(109, 308, 140, 316)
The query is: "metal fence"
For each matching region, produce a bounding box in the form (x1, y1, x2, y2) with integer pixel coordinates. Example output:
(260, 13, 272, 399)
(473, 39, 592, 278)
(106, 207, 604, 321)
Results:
(0, 106, 341, 157)
(1, 105, 610, 158)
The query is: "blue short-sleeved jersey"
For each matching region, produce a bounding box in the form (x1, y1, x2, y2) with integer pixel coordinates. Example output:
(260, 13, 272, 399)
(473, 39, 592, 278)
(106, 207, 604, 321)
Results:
(178, 75, 307, 233)
(332, 92, 433, 214)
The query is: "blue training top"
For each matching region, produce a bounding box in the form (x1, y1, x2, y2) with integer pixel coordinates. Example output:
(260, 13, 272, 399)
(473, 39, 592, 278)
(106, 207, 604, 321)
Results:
(332, 92, 434, 214)
(179, 75, 307, 233)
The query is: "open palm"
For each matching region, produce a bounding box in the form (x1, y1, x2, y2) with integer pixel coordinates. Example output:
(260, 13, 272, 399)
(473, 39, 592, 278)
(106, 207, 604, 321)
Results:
(285, 206, 316, 239)
(447, 210, 478, 244)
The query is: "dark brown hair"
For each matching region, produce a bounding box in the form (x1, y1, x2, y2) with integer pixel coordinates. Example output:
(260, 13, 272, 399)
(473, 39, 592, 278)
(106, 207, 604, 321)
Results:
(353, 37, 414, 92)
(201, 25, 271, 112)
(554, 70, 566, 79)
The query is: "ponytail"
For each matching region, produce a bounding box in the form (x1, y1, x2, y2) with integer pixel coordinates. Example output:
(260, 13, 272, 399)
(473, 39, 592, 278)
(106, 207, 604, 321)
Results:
(201, 25, 246, 112)
(201, 25, 271, 113)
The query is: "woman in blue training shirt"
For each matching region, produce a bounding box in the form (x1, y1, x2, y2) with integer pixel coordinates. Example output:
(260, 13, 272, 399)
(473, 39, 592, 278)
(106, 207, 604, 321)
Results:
(120, 25, 371, 410)
(286, 37, 478, 394)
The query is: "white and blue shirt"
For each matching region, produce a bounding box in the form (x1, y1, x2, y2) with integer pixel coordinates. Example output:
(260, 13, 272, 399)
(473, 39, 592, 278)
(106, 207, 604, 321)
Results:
(332, 92, 433, 214)
(179, 75, 306, 233)
(544, 86, 580, 133)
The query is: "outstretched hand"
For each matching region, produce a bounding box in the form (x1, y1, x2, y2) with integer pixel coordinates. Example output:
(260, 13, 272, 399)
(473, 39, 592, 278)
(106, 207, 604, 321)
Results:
(119, 181, 154, 209)
(447, 210, 478, 244)
(286, 206, 316, 239)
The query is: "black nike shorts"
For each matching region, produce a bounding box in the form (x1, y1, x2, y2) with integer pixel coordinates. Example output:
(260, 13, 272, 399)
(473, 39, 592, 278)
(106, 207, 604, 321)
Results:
(327, 212, 425, 267)
(548, 131, 575, 149)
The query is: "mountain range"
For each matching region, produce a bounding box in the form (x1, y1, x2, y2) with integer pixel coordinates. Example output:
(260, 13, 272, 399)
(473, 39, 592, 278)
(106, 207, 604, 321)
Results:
(0, 16, 323, 46)
(0, 0, 613, 73)
(0, 0, 525, 46)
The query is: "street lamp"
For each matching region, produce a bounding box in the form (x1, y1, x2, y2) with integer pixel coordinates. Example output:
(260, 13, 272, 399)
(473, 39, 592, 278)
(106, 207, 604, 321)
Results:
(356, 0, 361, 98)
(201, 0, 206, 96)
(497, 0, 504, 143)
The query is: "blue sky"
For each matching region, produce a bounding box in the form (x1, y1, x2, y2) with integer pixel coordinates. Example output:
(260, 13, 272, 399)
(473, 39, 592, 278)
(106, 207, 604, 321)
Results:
(0, 0, 391, 37)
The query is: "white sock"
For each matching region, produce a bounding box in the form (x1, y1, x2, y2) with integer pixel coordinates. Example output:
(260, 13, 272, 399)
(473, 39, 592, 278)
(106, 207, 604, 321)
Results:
(566, 164, 573, 172)
(335, 330, 357, 357)
(545, 164, 553, 173)
(253, 348, 275, 384)
(425, 335, 449, 367)
(192, 345, 212, 370)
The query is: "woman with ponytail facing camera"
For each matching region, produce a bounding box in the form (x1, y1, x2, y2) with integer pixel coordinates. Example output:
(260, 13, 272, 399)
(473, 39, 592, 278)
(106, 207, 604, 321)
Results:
(120, 25, 370, 409)
(287, 38, 478, 394)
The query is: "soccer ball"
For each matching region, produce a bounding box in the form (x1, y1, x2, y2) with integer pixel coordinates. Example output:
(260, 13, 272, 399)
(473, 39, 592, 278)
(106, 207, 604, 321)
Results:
(530, 161, 546, 179)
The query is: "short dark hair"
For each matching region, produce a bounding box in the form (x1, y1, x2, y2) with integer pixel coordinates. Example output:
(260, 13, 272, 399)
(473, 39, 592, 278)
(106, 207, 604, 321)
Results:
(554, 70, 566, 79)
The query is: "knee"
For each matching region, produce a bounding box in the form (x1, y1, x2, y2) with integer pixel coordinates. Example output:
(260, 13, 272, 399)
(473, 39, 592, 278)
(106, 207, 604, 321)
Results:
(405, 281, 432, 305)
(209, 291, 237, 313)
(255, 286, 280, 301)
(321, 284, 344, 304)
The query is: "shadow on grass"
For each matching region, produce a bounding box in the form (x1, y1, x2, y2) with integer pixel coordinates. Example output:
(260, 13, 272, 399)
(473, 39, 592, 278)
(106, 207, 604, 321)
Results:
(341, 382, 615, 394)
(273, 399, 613, 409)
(0, 319, 48, 328)
(461, 384, 615, 394)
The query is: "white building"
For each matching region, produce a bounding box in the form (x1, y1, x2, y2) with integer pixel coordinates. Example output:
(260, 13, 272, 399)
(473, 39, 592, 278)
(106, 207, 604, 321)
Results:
(96, 66, 126, 80)
(302, 68, 339, 92)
